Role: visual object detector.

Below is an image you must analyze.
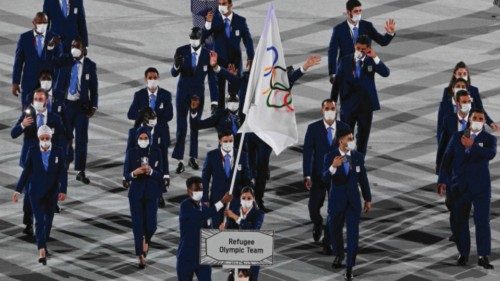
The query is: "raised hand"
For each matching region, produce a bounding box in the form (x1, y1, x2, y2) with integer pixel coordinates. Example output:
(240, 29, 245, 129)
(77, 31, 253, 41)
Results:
(385, 18, 396, 34)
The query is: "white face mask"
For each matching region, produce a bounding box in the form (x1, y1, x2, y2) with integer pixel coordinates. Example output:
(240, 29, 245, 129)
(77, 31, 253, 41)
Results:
(148, 118, 157, 127)
(323, 110, 336, 121)
(40, 80, 52, 91)
(239, 278, 250, 281)
(460, 103, 471, 114)
(138, 139, 149, 148)
(39, 140, 51, 150)
(147, 79, 158, 90)
(33, 101, 46, 112)
(222, 142, 234, 152)
(71, 47, 82, 58)
(219, 5, 229, 15)
(347, 141, 356, 151)
(471, 121, 483, 131)
(351, 13, 361, 23)
(192, 191, 203, 201)
(241, 199, 253, 209)
(35, 23, 47, 34)
(190, 39, 201, 48)
(227, 102, 239, 112)
(354, 50, 364, 60)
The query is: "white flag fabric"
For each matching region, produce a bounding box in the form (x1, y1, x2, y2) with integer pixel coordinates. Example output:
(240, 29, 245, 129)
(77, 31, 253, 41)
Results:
(240, 4, 298, 155)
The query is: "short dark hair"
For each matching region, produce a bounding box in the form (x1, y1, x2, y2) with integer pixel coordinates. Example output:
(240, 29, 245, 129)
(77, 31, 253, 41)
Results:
(38, 69, 52, 80)
(33, 88, 48, 100)
(321, 98, 335, 107)
(144, 67, 159, 78)
(218, 129, 233, 140)
(448, 61, 471, 88)
(240, 186, 256, 197)
(356, 34, 371, 47)
(186, 176, 202, 188)
(455, 90, 470, 101)
(346, 0, 362, 11)
(470, 108, 485, 117)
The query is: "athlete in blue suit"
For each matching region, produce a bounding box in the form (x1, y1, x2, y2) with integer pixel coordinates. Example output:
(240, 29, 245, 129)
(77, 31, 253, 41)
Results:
(43, 0, 88, 49)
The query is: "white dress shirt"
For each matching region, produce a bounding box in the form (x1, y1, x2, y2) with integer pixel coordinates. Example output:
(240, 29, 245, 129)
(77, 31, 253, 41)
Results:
(205, 11, 233, 30)
(221, 148, 234, 167)
(329, 149, 351, 175)
(457, 112, 469, 131)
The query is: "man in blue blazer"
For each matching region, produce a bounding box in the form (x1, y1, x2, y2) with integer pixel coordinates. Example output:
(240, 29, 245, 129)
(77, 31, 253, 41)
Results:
(202, 130, 252, 228)
(328, 0, 395, 85)
(11, 89, 67, 236)
(171, 27, 219, 174)
(177, 176, 232, 281)
(127, 67, 173, 193)
(203, 0, 254, 98)
(303, 99, 350, 249)
(331, 35, 390, 155)
(322, 128, 372, 281)
(12, 125, 67, 264)
(12, 12, 62, 107)
(54, 39, 98, 184)
(438, 109, 497, 269)
(43, 0, 88, 50)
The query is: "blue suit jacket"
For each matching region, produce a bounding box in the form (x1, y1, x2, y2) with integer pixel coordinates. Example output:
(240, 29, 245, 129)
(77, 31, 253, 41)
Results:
(227, 207, 265, 230)
(191, 108, 241, 133)
(127, 87, 173, 146)
(124, 146, 164, 201)
(438, 130, 496, 196)
(328, 20, 394, 75)
(125, 127, 169, 177)
(202, 148, 251, 205)
(437, 86, 493, 140)
(16, 146, 68, 198)
(54, 56, 98, 109)
(12, 30, 61, 104)
(43, 0, 88, 46)
(322, 149, 371, 203)
(171, 46, 218, 102)
(202, 11, 254, 66)
(332, 54, 390, 113)
(177, 198, 218, 261)
(436, 114, 467, 173)
(303, 120, 351, 178)
(11, 107, 68, 167)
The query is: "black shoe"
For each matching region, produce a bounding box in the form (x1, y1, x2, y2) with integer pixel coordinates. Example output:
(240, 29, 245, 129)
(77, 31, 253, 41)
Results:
(23, 225, 34, 236)
(457, 255, 468, 266)
(158, 196, 166, 208)
(478, 256, 494, 269)
(344, 267, 353, 280)
(448, 235, 455, 242)
(322, 245, 333, 256)
(176, 162, 185, 174)
(76, 171, 90, 184)
(45, 248, 51, 257)
(188, 158, 199, 170)
(38, 257, 47, 265)
(332, 255, 344, 269)
(55, 204, 61, 214)
(138, 255, 146, 269)
(313, 223, 322, 242)
(257, 202, 272, 213)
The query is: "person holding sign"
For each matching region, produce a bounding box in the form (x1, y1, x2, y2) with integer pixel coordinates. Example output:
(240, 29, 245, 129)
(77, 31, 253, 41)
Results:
(222, 186, 264, 279)
(322, 128, 372, 281)
(177, 176, 233, 281)
(124, 127, 164, 269)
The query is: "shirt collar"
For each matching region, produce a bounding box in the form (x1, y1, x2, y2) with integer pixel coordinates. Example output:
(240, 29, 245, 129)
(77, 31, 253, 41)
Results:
(33, 30, 46, 38)
(339, 148, 351, 157)
(347, 20, 359, 30)
(471, 129, 482, 137)
(190, 46, 202, 56)
(36, 107, 48, 117)
(240, 206, 252, 219)
(323, 120, 336, 130)
(224, 12, 234, 22)
(148, 87, 158, 96)
(221, 148, 234, 158)
(457, 112, 469, 122)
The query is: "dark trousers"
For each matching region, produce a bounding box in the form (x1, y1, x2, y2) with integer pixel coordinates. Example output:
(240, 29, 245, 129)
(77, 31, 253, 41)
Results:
(172, 94, 203, 160)
(64, 101, 89, 171)
(129, 196, 159, 256)
(328, 187, 360, 268)
(176, 259, 212, 281)
(31, 195, 56, 250)
(308, 175, 328, 226)
(451, 191, 491, 257)
(23, 192, 33, 226)
(246, 133, 272, 204)
(340, 109, 373, 155)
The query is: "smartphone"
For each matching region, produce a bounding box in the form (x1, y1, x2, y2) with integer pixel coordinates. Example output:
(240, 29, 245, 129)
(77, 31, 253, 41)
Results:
(463, 129, 471, 138)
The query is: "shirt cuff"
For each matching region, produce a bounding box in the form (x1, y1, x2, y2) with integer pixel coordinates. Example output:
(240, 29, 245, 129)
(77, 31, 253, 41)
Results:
(174, 65, 180, 70)
(211, 101, 218, 106)
(164, 174, 170, 179)
(373, 56, 381, 65)
(305, 176, 311, 180)
(388, 32, 395, 36)
(300, 66, 307, 73)
(190, 112, 198, 118)
(205, 21, 212, 30)
(20, 123, 25, 130)
(329, 166, 337, 175)
(236, 217, 242, 225)
(148, 169, 154, 176)
(331, 74, 336, 78)
(131, 172, 137, 178)
(47, 45, 54, 51)
(213, 65, 221, 73)
(215, 201, 224, 211)
(92, 106, 98, 110)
